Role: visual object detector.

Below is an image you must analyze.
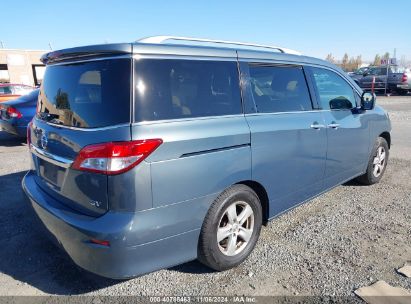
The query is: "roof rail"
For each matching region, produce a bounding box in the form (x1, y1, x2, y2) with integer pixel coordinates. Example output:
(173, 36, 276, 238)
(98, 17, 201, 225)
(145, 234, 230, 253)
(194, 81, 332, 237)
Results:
(137, 36, 302, 55)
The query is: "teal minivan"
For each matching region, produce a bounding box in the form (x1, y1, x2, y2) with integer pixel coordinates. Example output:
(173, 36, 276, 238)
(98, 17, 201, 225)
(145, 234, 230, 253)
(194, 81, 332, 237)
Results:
(23, 36, 391, 278)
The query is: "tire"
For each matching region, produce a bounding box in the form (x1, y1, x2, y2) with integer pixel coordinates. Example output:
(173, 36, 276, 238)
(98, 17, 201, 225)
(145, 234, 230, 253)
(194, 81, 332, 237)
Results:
(397, 90, 409, 96)
(356, 137, 389, 185)
(198, 184, 262, 271)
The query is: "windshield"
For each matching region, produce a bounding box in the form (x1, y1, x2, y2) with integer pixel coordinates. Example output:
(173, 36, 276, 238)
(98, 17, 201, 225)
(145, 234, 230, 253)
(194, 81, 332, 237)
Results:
(354, 67, 368, 75)
(37, 58, 131, 128)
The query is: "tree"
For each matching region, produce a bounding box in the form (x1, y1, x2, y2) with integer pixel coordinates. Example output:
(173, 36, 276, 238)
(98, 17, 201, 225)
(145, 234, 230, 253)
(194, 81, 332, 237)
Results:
(399, 55, 407, 68)
(55, 89, 70, 110)
(348, 57, 357, 71)
(342, 53, 349, 70)
(373, 54, 381, 66)
(325, 53, 335, 63)
(355, 55, 362, 69)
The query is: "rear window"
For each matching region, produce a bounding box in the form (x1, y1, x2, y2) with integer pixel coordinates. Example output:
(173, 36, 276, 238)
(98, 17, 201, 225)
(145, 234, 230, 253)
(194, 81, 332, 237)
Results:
(134, 59, 241, 122)
(37, 58, 131, 128)
(0, 86, 12, 95)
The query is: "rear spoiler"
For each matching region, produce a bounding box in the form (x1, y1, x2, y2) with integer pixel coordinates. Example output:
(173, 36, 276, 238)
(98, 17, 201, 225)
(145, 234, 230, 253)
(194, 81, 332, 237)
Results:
(41, 43, 133, 64)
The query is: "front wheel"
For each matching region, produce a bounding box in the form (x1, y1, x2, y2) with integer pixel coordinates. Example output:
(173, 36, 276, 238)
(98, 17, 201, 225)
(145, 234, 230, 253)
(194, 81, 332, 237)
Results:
(198, 184, 262, 271)
(356, 137, 389, 185)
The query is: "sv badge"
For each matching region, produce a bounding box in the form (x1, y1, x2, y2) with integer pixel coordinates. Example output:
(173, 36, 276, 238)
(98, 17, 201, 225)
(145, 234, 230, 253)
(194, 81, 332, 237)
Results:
(90, 200, 102, 208)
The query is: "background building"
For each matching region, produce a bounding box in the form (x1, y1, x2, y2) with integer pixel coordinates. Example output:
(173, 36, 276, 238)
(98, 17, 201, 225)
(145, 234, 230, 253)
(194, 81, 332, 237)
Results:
(0, 49, 47, 87)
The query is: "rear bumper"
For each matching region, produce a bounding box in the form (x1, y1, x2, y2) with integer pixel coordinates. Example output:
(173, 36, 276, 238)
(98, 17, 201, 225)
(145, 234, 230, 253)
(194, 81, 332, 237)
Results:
(387, 83, 410, 91)
(396, 84, 410, 90)
(0, 120, 26, 137)
(22, 170, 202, 279)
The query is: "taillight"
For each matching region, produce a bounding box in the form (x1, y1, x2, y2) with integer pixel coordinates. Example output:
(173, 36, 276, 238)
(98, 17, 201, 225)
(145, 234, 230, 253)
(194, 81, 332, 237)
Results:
(401, 73, 408, 83)
(6, 106, 22, 118)
(89, 239, 110, 247)
(72, 139, 163, 175)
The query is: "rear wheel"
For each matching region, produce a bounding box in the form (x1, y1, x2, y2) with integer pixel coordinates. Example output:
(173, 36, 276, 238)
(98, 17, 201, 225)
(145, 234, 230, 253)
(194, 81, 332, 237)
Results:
(397, 89, 409, 96)
(356, 137, 389, 185)
(198, 184, 262, 271)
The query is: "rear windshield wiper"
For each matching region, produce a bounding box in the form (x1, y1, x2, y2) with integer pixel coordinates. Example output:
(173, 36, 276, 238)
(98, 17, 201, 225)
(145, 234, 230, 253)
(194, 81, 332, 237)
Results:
(37, 112, 61, 123)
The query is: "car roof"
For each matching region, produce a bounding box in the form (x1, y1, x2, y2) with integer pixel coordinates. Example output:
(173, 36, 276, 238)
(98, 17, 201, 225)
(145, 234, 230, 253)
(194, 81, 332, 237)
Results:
(0, 83, 34, 88)
(40, 37, 359, 91)
(41, 37, 335, 69)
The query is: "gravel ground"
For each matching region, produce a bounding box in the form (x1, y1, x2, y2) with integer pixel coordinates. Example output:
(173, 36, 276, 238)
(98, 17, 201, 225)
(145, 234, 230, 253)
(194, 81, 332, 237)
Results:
(0, 96, 410, 297)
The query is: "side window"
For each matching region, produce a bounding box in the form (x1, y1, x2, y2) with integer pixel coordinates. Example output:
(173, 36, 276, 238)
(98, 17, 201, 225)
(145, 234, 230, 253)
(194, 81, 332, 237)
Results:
(379, 67, 388, 75)
(248, 65, 312, 113)
(32, 64, 46, 86)
(368, 68, 377, 76)
(311, 67, 356, 110)
(0, 64, 10, 83)
(134, 59, 241, 122)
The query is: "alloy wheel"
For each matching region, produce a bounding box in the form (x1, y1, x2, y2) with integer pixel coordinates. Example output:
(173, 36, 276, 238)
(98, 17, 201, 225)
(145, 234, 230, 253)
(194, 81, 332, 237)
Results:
(372, 146, 386, 177)
(217, 201, 254, 256)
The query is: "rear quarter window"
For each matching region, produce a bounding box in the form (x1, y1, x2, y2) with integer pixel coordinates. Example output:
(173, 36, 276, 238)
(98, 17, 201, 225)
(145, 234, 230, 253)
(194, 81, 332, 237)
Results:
(134, 59, 242, 122)
(38, 58, 131, 128)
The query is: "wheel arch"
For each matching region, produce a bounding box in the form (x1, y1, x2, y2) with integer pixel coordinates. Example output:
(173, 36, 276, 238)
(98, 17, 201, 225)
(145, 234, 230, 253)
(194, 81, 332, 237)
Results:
(379, 131, 391, 149)
(236, 180, 269, 225)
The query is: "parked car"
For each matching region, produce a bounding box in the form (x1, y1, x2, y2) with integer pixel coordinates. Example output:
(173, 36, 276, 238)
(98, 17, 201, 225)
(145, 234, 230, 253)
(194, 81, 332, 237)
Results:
(352, 66, 410, 95)
(22, 37, 391, 279)
(349, 66, 370, 80)
(0, 89, 39, 137)
(0, 84, 35, 102)
(388, 68, 411, 95)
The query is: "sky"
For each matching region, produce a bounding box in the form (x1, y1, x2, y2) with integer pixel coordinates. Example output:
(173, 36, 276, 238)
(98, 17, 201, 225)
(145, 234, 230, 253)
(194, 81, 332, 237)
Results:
(2, 0, 411, 62)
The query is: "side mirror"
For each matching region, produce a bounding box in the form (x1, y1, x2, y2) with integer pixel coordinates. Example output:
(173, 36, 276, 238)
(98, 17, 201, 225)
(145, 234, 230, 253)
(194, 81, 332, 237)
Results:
(329, 97, 353, 110)
(361, 92, 376, 110)
(363, 72, 369, 76)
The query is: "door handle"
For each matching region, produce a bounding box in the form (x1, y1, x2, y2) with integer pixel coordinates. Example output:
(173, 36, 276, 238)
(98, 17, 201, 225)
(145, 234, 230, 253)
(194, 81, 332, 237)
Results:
(310, 123, 325, 129)
(328, 123, 340, 129)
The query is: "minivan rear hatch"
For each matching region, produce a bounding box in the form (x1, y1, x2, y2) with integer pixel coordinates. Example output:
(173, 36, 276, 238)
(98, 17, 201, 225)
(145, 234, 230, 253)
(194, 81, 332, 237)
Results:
(29, 48, 132, 217)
